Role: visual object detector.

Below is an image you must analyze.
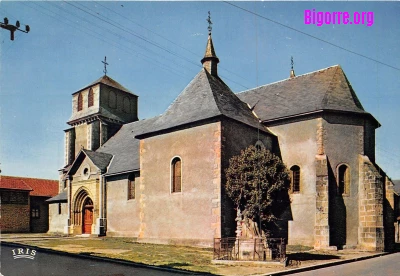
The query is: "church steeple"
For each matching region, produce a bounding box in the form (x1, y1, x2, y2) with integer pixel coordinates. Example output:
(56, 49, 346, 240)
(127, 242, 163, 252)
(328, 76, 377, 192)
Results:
(290, 56, 296, 78)
(201, 12, 219, 76)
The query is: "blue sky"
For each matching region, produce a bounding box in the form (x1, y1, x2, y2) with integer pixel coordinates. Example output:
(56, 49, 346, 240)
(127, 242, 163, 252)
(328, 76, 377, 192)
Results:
(1, 1, 399, 180)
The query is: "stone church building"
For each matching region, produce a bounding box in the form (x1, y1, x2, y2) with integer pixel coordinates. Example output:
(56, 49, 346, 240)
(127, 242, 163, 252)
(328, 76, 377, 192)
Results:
(48, 30, 397, 251)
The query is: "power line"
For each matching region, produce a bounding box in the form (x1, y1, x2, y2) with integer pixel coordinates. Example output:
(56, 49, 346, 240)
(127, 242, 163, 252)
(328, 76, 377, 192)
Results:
(71, 1, 198, 75)
(55, 3, 194, 75)
(66, 1, 250, 89)
(23, 1, 249, 89)
(224, 1, 400, 72)
(93, 1, 253, 87)
(22, 2, 190, 79)
(94, 1, 199, 58)
(64, 1, 201, 68)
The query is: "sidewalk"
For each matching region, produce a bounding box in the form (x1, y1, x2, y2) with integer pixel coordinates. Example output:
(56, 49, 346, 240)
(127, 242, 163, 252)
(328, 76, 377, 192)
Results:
(0, 234, 391, 276)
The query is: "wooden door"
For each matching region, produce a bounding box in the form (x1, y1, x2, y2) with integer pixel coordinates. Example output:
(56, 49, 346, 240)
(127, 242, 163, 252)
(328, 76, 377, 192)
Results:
(82, 200, 93, 234)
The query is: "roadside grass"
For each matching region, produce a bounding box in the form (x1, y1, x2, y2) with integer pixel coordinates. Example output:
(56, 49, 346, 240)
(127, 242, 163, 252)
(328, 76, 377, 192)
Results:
(286, 244, 313, 252)
(14, 237, 380, 275)
(17, 238, 216, 274)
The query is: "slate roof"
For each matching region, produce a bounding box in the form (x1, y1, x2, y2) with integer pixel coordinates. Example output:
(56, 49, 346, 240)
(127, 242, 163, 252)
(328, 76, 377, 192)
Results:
(0, 175, 58, 197)
(68, 107, 133, 125)
(73, 75, 136, 96)
(393, 180, 400, 195)
(139, 69, 270, 137)
(68, 75, 138, 124)
(65, 149, 113, 176)
(82, 149, 113, 172)
(46, 190, 67, 202)
(97, 117, 160, 175)
(237, 65, 371, 123)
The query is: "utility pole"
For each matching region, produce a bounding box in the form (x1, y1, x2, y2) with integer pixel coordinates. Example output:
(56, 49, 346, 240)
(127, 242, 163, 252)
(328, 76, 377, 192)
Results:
(0, 17, 30, 41)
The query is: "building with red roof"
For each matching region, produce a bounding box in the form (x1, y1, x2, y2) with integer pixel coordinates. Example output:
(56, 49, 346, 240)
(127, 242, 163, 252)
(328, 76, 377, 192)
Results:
(0, 175, 58, 233)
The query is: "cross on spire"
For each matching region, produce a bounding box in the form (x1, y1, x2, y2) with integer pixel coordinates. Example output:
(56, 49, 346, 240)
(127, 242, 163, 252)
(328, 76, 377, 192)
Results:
(291, 56, 294, 70)
(290, 56, 296, 78)
(207, 11, 212, 34)
(102, 56, 109, 76)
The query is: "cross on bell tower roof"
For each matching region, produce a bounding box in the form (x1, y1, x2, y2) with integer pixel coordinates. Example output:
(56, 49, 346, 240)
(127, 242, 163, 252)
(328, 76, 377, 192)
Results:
(102, 56, 109, 76)
(201, 11, 219, 76)
(207, 11, 212, 35)
(290, 56, 296, 78)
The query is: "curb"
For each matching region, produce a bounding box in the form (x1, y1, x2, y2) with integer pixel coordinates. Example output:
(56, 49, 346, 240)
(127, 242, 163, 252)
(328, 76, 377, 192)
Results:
(1, 240, 394, 276)
(258, 252, 391, 276)
(0, 241, 213, 275)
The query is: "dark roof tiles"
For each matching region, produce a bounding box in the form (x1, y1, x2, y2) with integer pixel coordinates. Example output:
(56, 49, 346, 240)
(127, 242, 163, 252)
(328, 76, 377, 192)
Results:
(82, 149, 113, 172)
(97, 117, 159, 175)
(393, 180, 400, 194)
(46, 190, 67, 202)
(139, 69, 270, 136)
(237, 65, 367, 122)
(74, 75, 135, 95)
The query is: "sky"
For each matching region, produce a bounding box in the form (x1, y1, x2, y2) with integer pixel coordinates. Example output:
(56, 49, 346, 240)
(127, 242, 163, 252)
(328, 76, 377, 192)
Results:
(0, 1, 399, 180)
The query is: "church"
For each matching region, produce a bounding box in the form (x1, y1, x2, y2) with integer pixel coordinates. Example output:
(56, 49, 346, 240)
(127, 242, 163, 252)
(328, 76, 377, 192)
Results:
(47, 26, 397, 252)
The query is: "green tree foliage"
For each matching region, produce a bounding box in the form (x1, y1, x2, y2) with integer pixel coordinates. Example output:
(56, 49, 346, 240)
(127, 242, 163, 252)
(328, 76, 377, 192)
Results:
(225, 145, 291, 236)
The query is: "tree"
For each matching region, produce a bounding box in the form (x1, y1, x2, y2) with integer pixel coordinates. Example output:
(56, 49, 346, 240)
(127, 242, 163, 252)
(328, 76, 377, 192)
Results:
(225, 145, 291, 237)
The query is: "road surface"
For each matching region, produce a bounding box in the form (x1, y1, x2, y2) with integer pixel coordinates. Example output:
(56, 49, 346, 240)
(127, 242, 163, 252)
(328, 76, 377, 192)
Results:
(0, 243, 201, 276)
(293, 252, 400, 276)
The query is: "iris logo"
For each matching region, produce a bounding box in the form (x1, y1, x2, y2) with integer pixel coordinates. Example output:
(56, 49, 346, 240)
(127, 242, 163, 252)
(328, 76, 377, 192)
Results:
(11, 248, 37, 260)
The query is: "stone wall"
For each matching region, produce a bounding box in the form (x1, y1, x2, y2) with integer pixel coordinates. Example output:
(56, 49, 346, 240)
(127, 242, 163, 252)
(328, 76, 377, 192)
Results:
(71, 84, 100, 116)
(395, 194, 400, 243)
(358, 155, 384, 251)
(138, 122, 221, 247)
(99, 85, 138, 123)
(323, 114, 364, 247)
(363, 119, 376, 162)
(89, 121, 101, 151)
(69, 158, 100, 235)
(221, 118, 275, 238)
(384, 177, 395, 251)
(268, 118, 319, 246)
(48, 202, 68, 233)
(106, 172, 141, 237)
(314, 154, 330, 249)
(64, 128, 76, 166)
(74, 124, 88, 154)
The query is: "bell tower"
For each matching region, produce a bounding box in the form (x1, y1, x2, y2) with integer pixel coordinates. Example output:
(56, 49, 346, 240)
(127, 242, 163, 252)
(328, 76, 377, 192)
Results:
(63, 73, 138, 167)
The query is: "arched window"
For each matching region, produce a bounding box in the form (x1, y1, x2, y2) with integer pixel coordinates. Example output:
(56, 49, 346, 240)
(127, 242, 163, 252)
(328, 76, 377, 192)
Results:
(88, 88, 94, 107)
(77, 93, 83, 111)
(123, 97, 130, 113)
(128, 174, 135, 200)
(108, 91, 117, 108)
(290, 165, 300, 193)
(338, 164, 350, 196)
(171, 157, 182, 193)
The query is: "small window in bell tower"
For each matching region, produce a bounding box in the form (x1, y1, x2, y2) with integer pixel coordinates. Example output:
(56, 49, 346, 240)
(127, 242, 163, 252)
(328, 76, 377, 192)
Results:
(77, 93, 83, 111)
(88, 88, 94, 107)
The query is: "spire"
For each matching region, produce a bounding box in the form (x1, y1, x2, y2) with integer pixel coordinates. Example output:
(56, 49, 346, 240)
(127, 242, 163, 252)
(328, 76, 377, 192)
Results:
(201, 11, 219, 76)
(290, 56, 295, 78)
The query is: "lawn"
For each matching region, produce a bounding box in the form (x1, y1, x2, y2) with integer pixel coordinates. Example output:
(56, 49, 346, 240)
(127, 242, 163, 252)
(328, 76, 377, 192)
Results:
(14, 237, 378, 276)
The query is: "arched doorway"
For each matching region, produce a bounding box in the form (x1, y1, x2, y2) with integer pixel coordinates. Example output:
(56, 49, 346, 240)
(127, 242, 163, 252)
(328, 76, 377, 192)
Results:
(72, 188, 94, 235)
(82, 197, 93, 234)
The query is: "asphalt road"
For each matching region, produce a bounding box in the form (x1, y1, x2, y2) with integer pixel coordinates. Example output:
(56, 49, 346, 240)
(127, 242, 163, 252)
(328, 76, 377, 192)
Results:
(293, 252, 400, 276)
(0, 243, 201, 276)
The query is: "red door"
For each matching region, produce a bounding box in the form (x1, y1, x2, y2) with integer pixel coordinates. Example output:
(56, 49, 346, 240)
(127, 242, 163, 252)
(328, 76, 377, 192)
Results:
(82, 199, 93, 234)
